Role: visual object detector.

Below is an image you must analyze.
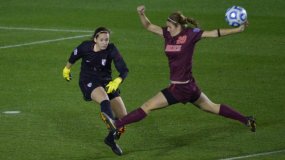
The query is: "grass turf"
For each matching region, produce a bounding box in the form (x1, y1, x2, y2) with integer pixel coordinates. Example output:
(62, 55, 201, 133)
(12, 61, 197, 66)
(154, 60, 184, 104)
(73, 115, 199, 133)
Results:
(0, 0, 285, 159)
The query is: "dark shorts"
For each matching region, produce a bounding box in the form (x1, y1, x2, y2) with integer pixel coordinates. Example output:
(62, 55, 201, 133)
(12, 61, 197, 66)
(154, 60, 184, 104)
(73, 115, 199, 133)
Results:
(79, 80, 120, 101)
(161, 79, 201, 105)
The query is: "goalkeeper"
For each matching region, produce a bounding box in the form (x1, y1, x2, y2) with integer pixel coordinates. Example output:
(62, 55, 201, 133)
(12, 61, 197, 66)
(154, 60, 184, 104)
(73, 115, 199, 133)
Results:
(62, 27, 129, 156)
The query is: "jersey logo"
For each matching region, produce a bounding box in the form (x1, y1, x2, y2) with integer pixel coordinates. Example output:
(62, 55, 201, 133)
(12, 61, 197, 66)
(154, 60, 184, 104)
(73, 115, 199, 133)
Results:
(193, 28, 201, 33)
(176, 35, 187, 44)
(101, 59, 106, 66)
(165, 45, 182, 52)
(73, 48, 78, 55)
(87, 82, 92, 88)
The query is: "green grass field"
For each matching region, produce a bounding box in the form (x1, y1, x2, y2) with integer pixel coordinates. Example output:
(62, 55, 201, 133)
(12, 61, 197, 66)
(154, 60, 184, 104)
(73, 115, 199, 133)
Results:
(1, 0, 285, 159)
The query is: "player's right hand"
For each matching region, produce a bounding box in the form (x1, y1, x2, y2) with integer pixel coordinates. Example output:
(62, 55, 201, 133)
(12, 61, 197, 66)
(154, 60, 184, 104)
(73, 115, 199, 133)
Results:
(63, 67, 72, 81)
(137, 5, 145, 14)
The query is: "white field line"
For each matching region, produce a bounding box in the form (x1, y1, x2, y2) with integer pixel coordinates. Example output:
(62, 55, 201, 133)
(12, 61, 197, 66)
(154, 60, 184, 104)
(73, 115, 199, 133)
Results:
(0, 26, 92, 33)
(219, 149, 285, 160)
(0, 34, 90, 49)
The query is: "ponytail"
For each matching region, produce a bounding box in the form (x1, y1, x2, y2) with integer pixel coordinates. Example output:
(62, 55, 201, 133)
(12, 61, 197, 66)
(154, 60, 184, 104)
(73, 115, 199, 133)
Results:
(186, 17, 199, 28)
(168, 12, 199, 28)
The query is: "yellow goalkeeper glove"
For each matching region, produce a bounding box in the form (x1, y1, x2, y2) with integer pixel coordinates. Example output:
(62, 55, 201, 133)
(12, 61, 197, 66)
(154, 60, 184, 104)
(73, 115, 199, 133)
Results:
(63, 67, 72, 81)
(106, 77, 122, 94)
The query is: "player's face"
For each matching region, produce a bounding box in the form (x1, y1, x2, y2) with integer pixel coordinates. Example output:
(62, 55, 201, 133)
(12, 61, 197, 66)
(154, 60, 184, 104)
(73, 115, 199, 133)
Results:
(166, 21, 181, 37)
(95, 33, 110, 50)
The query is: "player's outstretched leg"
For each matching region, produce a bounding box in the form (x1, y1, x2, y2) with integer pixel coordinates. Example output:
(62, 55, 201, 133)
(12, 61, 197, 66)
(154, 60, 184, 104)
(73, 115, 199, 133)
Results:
(246, 116, 256, 132)
(104, 131, 123, 156)
(218, 104, 256, 132)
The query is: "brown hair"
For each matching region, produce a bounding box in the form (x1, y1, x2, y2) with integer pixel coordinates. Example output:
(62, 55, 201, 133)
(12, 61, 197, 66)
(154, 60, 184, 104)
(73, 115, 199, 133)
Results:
(167, 11, 199, 28)
(92, 27, 110, 39)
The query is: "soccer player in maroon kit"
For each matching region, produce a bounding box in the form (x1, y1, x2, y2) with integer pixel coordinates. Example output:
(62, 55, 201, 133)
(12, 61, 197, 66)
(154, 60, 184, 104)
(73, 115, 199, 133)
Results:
(101, 5, 256, 150)
(62, 27, 129, 156)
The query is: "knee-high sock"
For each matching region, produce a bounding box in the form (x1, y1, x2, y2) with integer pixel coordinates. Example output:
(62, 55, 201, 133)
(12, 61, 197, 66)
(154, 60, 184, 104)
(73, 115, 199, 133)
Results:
(101, 100, 114, 119)
(115, 108, 147, 128)
(219, 104, 247, 124)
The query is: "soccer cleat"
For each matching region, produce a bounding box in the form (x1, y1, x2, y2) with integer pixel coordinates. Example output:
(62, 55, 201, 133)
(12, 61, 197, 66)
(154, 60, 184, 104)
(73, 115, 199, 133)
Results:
(100, 112, 110, 129)
(114, 126, 126, 140)
(104, 137, 123, 156)
(101, 112, 117, 132)
(246, 116, 256, 132)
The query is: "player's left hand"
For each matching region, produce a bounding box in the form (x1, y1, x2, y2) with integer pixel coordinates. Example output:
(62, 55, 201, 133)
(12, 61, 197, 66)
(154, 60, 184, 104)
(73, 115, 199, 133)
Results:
(239, 21, 249, 32)
(106, 77, 122, 94)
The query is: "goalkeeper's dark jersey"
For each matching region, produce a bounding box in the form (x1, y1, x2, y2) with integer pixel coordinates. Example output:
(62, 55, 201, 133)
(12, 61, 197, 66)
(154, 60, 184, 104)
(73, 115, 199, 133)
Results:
(68, 40, 128, 83)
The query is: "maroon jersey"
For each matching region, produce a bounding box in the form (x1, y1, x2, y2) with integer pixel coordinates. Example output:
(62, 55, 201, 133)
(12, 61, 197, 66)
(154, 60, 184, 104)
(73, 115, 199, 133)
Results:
(162, 27, 203, 81)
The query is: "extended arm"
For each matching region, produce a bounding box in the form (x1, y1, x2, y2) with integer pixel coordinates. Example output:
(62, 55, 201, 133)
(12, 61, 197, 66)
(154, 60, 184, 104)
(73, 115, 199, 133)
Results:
(62, 44, 84, 81)
(202, 22, 248, 38)
(137, 5, 163, 37)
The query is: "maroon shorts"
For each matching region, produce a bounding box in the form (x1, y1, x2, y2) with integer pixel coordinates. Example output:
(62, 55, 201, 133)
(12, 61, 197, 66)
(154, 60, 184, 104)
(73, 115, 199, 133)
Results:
(161, 80, 201, 105)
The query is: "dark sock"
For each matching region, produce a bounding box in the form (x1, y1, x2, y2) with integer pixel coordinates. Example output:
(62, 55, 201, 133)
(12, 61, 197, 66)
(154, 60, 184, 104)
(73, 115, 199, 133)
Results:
(100, 100, 114, 119)
(106, 131, 115, 142)
(219, 104, 247, 124)
(115, 108, 147, 128)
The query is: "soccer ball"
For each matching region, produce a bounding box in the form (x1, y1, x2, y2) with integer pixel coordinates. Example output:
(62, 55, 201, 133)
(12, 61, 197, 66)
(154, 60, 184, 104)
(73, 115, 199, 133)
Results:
(225, 6, 247, 27)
